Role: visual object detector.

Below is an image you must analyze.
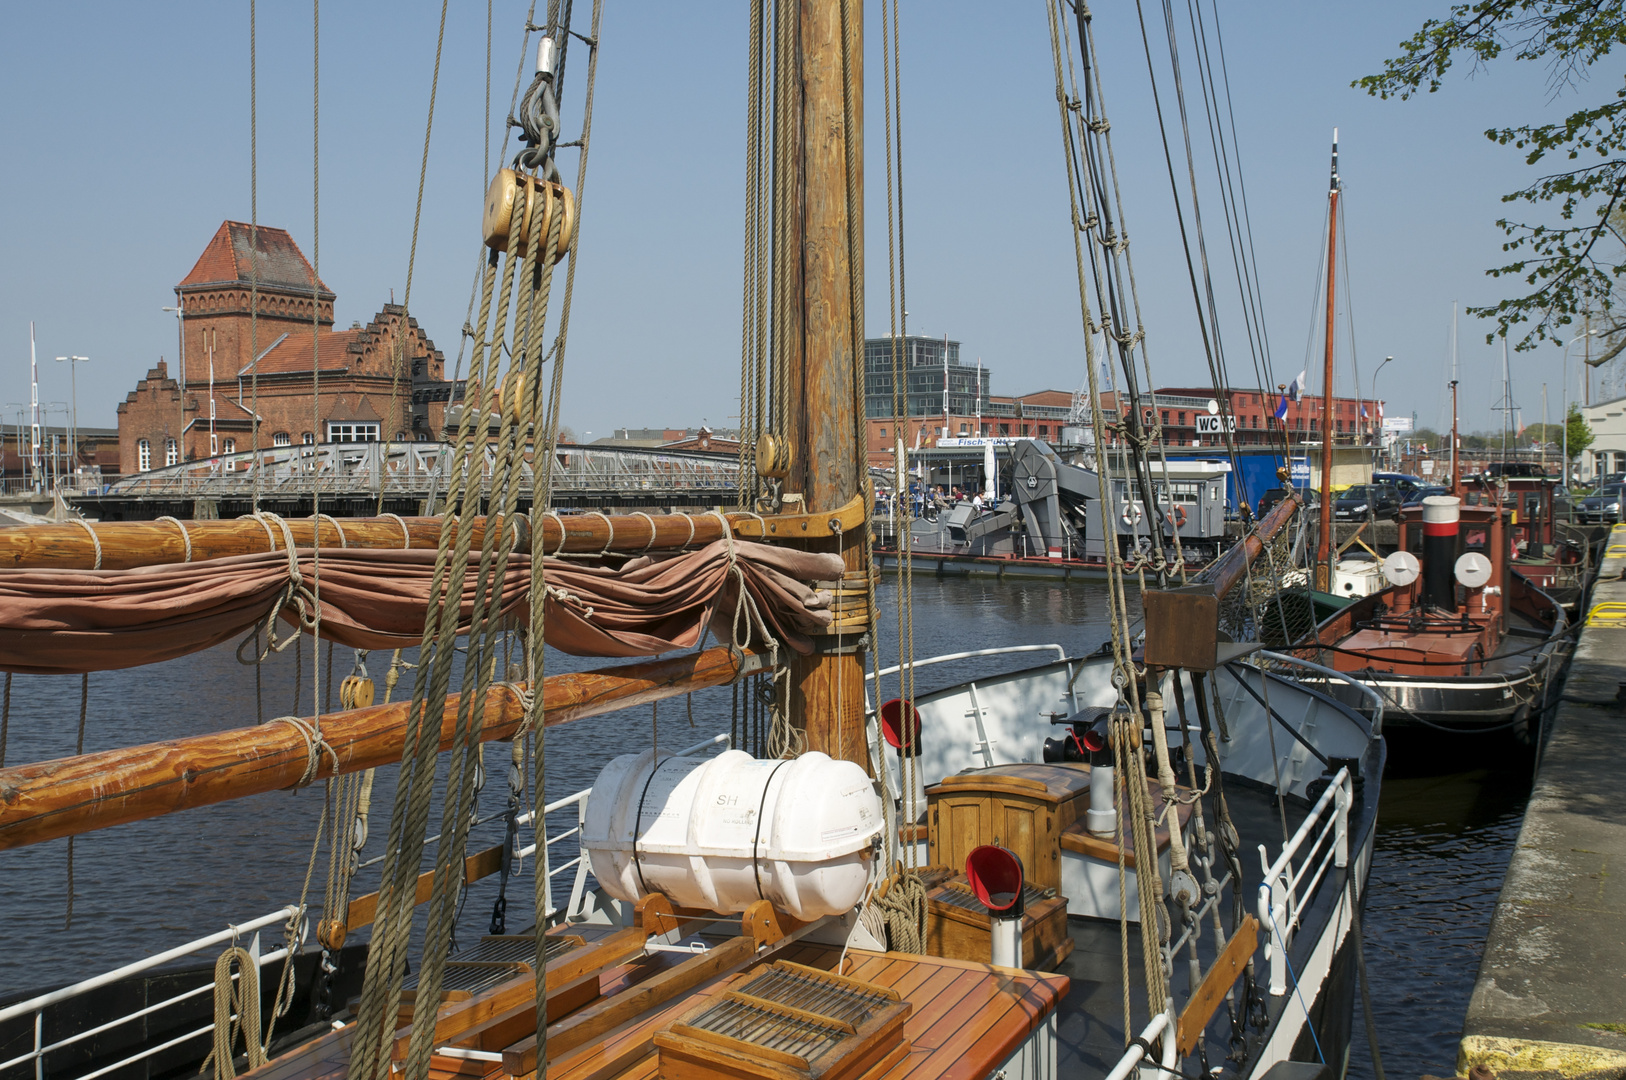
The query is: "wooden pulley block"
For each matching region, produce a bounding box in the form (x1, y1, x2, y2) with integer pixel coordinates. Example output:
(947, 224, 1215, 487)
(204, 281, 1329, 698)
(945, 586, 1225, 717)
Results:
(339, 675, 375, 711)
(501, 368, 527, 424)
(755, 433, 790, 480)
(316, 918, 347, 951)
(482, 168, 575, 263)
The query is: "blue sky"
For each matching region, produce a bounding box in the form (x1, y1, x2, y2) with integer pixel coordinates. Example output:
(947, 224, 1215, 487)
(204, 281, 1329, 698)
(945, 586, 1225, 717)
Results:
(1, 2, 1617, 440)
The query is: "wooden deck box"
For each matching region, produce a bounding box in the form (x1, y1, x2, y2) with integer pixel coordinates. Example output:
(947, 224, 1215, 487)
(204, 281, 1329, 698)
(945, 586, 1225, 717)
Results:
(925, 763, 1093, 893)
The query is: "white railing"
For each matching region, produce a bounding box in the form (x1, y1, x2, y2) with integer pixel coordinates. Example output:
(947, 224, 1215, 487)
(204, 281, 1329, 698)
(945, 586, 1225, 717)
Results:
(1103, 1009, 1177, 1080)
(865, 644, 1068, 682)
(1256, 766, 1352, 996)
(1256, 650, 1387, 733)
(0, 906, 301, 1080)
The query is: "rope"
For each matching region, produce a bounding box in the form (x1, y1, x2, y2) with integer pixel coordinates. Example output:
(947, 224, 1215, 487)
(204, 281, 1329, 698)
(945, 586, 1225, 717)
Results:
(202, 946, 266, 1080)
(381, 511, 412, 548)
(249, 0, 261, 512)
(157, 515, 193, 562)
(0, 671, 9, 768)
(312, 512, 346, 548)
(265, 714, 339, 788)
(632, 510, 657, 551)
(63, 673, 88, 930)
(380, 0, 451, 504)
(69, 518, 101, 570)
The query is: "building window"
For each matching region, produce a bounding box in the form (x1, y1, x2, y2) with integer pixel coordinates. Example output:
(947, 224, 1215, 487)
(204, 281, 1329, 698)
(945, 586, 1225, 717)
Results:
(1020, 424, 1030, 436)
(879, 426, 889, 439)
(164, 437, 178, 466)
(1161, 411, 1169, 426)
(980, 423, 990, 436)
(273, 431, 291, 447)
(326, 421, 380, 443)
(1178, 411, 1186, 426)
(302, 432, 315, 445)
(223, 437, 236, 454)
(1038, 425, 1049, 437)
(998, 423, 1009, 435)
(1310, 419, 1317, 432)
(137, 438, 151, 472)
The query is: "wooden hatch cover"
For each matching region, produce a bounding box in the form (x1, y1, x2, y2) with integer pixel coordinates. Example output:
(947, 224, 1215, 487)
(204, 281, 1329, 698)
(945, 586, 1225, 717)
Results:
(653, 960, 912, 1080)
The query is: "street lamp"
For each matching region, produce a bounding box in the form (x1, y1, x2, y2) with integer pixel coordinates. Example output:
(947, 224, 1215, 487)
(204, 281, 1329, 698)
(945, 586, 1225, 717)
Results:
(55, 355, 88, 478)
(1371, 355, 1392, 461)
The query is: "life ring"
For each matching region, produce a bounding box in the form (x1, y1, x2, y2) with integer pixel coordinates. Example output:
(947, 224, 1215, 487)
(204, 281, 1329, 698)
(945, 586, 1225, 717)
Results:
(1121, 504, 1143, 527)
(1170, 505, 1188, 528)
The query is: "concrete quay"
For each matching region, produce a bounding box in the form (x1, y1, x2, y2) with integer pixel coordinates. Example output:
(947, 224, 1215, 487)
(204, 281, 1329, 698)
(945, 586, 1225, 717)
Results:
(1460, 523, 1626, 1079)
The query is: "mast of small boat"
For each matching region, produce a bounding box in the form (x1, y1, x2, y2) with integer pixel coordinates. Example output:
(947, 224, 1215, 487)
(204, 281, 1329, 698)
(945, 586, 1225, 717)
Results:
(1315, 131, 1340, 591)
(1450, 379, 1461, 496)
(778, 0, 870, 771)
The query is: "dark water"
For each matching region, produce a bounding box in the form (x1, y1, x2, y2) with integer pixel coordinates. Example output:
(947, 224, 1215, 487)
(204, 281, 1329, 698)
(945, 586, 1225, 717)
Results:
(0, 575, 1530, 1079)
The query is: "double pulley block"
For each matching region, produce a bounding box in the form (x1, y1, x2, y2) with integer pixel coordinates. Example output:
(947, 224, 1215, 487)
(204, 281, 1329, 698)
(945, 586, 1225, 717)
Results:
(482, 167, 575, 264)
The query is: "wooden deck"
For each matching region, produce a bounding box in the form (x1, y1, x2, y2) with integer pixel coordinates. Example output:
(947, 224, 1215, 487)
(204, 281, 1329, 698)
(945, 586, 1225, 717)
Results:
(242, 940, 1066, 1080)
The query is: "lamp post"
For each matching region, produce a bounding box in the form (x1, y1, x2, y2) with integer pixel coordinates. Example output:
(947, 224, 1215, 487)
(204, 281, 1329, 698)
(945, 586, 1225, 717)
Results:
(1371, 355, 1392, 464)
(55, 355, 88, 478)
(162, 303, 186, 449)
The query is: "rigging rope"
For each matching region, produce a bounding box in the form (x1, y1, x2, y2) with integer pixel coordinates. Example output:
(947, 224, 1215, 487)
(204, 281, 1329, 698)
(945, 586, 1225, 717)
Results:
(380, 0, 452, 509)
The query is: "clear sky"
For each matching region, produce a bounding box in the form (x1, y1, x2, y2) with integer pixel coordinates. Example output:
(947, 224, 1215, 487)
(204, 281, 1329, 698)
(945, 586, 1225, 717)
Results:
(2, 2, 1618, 442)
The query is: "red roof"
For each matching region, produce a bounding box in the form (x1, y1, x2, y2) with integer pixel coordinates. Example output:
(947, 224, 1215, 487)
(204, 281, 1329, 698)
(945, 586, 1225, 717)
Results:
(178, 221, 332, 296)
(244, 328, 363, 376)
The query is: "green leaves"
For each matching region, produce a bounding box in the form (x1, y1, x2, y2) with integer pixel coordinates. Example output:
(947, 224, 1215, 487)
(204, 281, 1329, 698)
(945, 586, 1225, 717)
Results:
(1358, 1, 1626, 348)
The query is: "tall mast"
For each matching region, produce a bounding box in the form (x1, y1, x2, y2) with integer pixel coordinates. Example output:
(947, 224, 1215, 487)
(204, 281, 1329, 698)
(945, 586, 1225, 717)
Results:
(780, 0, 868, 769)
(29, 322, 41, 493)
(1315, 131, 1340, 591)
(1451, 379, 1461, 495)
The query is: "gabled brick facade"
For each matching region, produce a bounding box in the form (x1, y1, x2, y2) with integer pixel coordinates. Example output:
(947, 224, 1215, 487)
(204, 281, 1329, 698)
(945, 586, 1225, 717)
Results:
(117, 222, 450, 474)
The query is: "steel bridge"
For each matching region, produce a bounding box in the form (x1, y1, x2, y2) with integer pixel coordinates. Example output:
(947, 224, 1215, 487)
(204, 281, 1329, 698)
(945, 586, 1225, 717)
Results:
(77, 441, 742, 520)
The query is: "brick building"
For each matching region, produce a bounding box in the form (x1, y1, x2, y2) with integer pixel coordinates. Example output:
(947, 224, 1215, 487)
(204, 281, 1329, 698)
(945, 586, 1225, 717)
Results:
(117, 222, 452, 475)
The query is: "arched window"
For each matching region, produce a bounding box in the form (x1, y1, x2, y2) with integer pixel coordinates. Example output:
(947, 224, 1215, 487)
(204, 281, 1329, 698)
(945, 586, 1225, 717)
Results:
(302, 432, 315, 445)
(164, 437, 178, 466)
(137, 438, 151, 472)
(273, 432, 291, 447)
(223, 437, 236, 454)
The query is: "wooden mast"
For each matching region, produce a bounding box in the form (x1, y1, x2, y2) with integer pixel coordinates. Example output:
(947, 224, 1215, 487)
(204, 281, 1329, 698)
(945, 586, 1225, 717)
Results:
(781, 0, 869, 770)
(1315, 130, 1340, 592)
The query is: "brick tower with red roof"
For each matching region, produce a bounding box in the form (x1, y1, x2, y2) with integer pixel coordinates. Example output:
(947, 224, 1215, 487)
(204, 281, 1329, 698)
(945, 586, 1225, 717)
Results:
(117, 222, 451, 476)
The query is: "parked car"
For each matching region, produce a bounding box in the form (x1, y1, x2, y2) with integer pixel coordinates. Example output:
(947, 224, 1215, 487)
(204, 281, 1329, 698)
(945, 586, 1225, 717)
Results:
(1332, 483, 1402, 521)
(1373, 472, 1427, 502)
(1402, 484, 1451, 507)
(1577, 483, 1626, 524)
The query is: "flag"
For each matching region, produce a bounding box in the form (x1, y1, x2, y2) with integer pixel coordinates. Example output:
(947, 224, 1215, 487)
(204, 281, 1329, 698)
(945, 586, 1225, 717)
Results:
(1274, 395, 1289, 421)
(1288, 370, 1308, 402)
(1361, 404, 1369, 419)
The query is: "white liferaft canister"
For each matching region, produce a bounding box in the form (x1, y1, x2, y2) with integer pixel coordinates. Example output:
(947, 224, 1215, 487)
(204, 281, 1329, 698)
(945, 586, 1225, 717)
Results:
(582, 749, 884, 921)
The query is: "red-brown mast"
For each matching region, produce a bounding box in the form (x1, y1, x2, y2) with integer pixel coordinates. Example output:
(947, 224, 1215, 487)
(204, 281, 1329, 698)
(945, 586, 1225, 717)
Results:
(1315, 131, 1340, 591)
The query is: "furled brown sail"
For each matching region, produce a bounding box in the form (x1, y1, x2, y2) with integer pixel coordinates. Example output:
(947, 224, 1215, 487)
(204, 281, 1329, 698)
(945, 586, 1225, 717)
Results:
(0, 539, 843, 675)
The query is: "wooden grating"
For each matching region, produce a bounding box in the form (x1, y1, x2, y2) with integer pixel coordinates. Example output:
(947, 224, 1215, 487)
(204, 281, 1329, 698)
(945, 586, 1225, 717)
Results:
(929, 879, 1054, 915)
(654, 961, 911, 1080)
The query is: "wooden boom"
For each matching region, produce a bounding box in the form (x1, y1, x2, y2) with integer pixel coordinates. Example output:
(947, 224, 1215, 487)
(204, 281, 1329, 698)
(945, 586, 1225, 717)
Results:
(1201, 493, 1301, 601)
(0, 496, 867, 571)
(0, 645, 766, 851)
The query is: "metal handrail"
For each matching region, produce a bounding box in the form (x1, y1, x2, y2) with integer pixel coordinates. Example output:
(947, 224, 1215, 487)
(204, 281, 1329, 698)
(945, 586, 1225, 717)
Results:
(865, 644, 1068, 682)
(1255, 650, 1387, 735)
(1103, 1009, 1176, 1080)
(0, 906, 300, 1080)
(1256, 766, 1352, 996)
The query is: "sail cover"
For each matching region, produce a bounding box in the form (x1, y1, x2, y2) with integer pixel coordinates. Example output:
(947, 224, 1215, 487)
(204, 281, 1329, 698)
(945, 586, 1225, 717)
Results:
(0, 539, 844, 675)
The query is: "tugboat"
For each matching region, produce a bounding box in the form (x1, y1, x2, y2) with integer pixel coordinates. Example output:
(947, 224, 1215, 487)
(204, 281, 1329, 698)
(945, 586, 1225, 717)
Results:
(1296, 494, 1569, 739)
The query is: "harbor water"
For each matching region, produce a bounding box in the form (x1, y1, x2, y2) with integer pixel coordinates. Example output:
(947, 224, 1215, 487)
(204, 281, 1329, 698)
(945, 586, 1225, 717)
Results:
(0, 576, 1528, 1078)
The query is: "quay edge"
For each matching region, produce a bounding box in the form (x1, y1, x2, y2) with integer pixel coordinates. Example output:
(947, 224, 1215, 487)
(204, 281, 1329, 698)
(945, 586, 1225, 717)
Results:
(1460, 523, 1626, 1079)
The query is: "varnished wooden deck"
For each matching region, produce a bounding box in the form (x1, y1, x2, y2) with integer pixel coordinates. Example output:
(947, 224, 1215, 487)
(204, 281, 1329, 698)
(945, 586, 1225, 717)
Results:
(242, 940, 1066, 1080)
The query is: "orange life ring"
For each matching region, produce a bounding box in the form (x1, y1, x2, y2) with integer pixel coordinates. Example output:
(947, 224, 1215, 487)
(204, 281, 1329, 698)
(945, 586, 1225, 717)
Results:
(1170, 505, 1188, 528)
